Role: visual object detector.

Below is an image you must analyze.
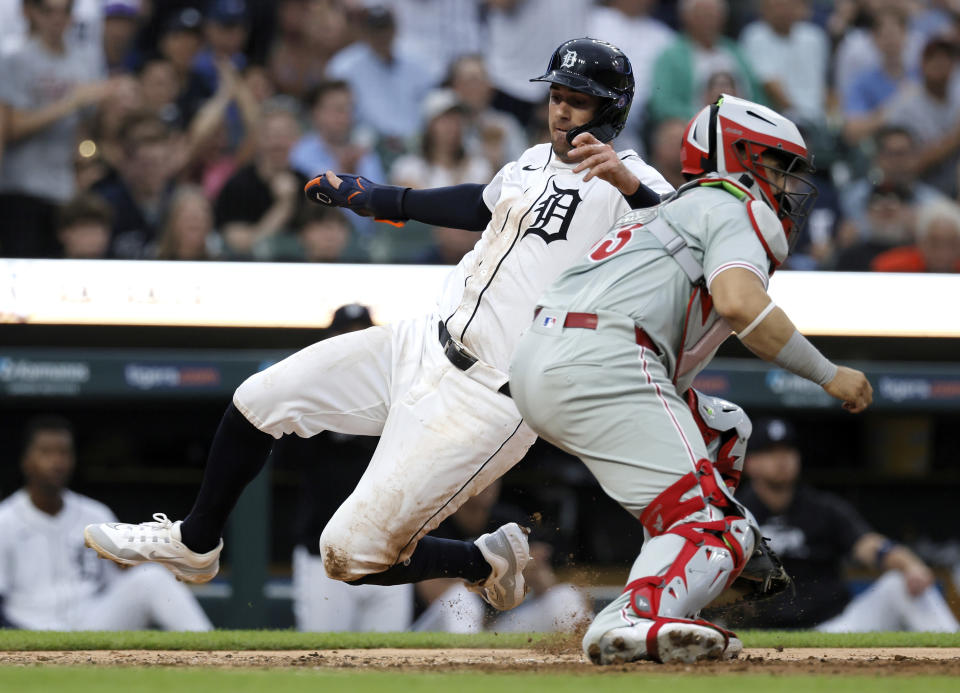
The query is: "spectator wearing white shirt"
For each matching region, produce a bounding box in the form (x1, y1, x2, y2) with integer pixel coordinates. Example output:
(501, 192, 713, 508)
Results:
(389, 89, 491, 190)
(740, 0, 829, 126)
(0, 0, 116, 258)
(484, 0, 592, 126)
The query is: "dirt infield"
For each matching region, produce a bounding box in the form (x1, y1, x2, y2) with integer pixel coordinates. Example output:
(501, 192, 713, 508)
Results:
(2, 648, 959, 675)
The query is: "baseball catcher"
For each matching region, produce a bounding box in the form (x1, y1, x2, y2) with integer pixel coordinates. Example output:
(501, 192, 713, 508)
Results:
(509, 94, 872, 663)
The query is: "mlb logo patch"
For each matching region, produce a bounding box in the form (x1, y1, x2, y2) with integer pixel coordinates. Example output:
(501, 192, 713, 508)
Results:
(542, 316, 557, 328)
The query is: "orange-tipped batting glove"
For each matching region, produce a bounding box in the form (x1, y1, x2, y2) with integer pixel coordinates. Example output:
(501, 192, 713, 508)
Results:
(304, 174, 408, 226)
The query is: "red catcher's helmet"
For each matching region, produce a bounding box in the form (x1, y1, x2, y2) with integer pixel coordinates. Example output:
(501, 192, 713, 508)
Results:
(681, 95, 818, 254)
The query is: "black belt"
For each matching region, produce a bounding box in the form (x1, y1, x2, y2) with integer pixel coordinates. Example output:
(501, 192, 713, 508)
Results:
(438, 321, 511, 397)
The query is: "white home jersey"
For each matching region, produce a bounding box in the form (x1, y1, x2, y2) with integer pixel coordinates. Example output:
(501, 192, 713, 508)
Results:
(0, 489, 117, 629)
(438, 142, 673, 372)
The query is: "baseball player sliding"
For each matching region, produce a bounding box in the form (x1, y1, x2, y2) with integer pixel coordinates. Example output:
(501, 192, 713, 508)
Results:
(84, 39, 673, 609)
(508, 95, 873, 664)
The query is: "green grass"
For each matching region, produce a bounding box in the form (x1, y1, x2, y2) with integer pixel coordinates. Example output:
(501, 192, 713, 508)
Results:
(0, 670, 957, 693)
(0, 629, 958, 651)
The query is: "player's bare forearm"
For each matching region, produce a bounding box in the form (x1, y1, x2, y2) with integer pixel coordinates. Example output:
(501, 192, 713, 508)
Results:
(712, 267, 872, 411)
(710, 268, 790, 359)
(568, 132, 638, 194)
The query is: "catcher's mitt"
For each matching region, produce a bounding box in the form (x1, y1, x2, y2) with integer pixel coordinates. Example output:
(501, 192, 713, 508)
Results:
(710, 534, 792, 608)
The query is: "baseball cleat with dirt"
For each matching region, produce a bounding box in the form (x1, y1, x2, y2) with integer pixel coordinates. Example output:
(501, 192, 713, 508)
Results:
(469, 522, 531, 610)
(587, 621, 727, 665)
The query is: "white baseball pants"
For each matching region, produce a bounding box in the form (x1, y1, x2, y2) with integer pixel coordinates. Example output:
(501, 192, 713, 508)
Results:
(235, 314, 537, 580)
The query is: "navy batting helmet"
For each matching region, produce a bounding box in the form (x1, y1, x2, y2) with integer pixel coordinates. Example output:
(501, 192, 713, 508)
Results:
(530, 37, 634, 144)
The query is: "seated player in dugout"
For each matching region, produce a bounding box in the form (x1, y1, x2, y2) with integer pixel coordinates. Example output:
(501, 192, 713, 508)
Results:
(508, 94, 873, 664)
(0, 416, 211, 631)
(83, 39, 673, 615)
(726, 418, 958, 633)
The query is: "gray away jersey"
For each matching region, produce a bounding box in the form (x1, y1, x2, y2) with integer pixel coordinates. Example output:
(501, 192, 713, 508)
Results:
(437, 142, 673, 372)
(538, 185, 772, 391)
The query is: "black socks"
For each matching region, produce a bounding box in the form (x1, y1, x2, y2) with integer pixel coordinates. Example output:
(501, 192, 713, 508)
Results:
(179, 403, 274, 553)
(348, 536, 490, 586)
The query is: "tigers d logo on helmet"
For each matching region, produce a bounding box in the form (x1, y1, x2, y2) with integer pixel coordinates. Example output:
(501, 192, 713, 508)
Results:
(561, 50, 578, 70)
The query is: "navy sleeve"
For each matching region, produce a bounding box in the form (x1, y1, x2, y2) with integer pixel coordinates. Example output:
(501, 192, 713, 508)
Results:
(622, 181, 663, 209)
(402, 184, 492, 231)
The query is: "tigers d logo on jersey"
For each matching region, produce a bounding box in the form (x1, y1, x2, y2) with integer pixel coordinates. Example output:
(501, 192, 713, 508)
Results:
(524, 180, 582, 244)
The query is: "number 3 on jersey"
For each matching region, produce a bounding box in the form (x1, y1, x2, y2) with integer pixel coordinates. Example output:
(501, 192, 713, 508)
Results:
(588, 224, 640, 262)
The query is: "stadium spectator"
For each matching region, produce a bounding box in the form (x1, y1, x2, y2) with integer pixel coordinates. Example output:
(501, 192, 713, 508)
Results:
(155, 185, 219, 260)
(841, 7, 915, 145)
(834, 183, 915, 271)
(102, 0, 141, 75)
(288, 80, 385, 234)
(267, 0, 345, 101)
(285, 205, 364, 263)
(92, 112, 179, 258)
(0, 0, 116, 258)
(139, 57, 184, 127)
(290, 80, 366, 178)
(839, 126, 945, 239)
(832, 0, 932, 103)
(871, 198, 960, 272)
(447, 55, 528, 171)
(0, 416, 212, 631)
(192, 0, 249, 94)
(182, 58, 260, 200)
(281, 305, 414, 632)
(325, 5, 435, 146)
(701, 69, 740, 107)
(88, 74, 143, 174)
(730, 418, 959, 632)
(884, 38, 960, 198)
(389, 90, 491, 190)
(647, 0, 763, 126)
(157, 7, 211, 127)
(56, 193, 112, 259)
(0, 0, 105, 62)
(484, 0, 592, 126)
(385, 0, 484, 85)
(412, 479, 592, 633)
(587, 0, 675, 153)
(739, 0, 829, 127)
(647, 117, 687, 192)
(213, 100, 305, 258)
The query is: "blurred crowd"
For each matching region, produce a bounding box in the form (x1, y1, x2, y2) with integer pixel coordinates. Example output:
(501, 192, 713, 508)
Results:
(1, 0, 960, 271)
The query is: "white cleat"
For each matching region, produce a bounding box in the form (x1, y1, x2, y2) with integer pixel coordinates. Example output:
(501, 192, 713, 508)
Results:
(587, 621, 726, 665)
(724, 635, 744, 660)
(83, 513, 222, 584)
(468, 522, 531, 610)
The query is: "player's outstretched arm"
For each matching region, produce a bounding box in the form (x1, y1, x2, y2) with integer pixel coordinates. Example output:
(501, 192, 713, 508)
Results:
(711, 267, 873, 413)
(305, 171, 492, 231)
